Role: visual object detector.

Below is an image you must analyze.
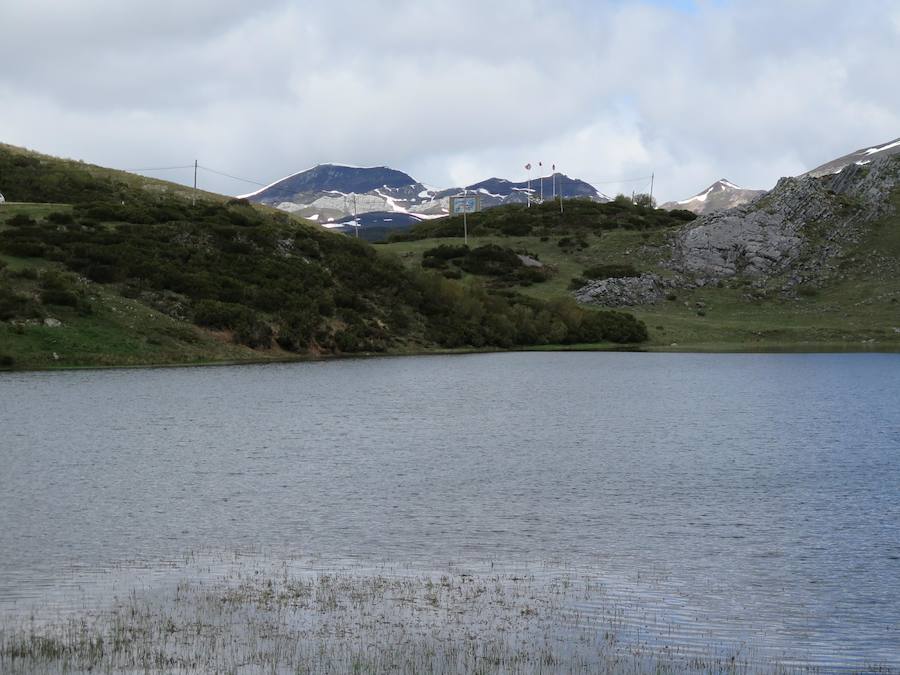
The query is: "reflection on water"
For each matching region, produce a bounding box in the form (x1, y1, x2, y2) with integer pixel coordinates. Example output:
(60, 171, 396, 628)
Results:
(1, 353, 899, 670)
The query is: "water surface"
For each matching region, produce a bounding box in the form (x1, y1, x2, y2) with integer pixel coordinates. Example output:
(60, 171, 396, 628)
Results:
(1, 353, 898, 669)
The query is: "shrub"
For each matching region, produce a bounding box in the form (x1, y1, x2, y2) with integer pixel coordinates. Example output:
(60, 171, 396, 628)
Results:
(499, 220, 532, 236)
(40, 289, 80, 307)
(233, 315, 272, 348)
(422, 244, 470, 260)
(0, 354, 14, 368)
(2, 241, 46, 257)
(84, 264, 123, 283)
(582, 264, 640, 280)
(13, 267, 39, 280)
(47, 211, 75, 225)
(7, 214, 36, 227)
(458, 245, 522, 276)
(193, 300, 251, 330)
(421, 256, 447, 269)
(0, 288, 38, 320)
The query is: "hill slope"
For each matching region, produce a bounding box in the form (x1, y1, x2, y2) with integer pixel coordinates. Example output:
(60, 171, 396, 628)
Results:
(377, 155, 900, 351)
(0, 145, 647, 369)
(804, 137, 900, 178)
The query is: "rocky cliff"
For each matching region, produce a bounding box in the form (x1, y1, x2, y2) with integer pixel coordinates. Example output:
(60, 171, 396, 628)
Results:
(670, 154, 899, 285)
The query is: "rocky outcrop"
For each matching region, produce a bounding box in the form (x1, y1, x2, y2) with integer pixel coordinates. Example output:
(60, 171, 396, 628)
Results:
(670, 155, 899, 281)
(575, 154, 899, 308)
(574, 273, 670, 307)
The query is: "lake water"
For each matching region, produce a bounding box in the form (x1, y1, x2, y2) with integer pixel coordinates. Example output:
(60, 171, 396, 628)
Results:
(1, 353, 899, 671)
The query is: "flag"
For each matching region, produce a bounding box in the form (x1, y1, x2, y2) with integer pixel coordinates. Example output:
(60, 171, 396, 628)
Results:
(525, 163, 531, 170)
(538, 161, 542, 167)
(552, 164, 556, 171)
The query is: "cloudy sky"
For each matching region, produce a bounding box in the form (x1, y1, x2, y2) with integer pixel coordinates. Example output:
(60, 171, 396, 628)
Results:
(2, 0, 898, 201)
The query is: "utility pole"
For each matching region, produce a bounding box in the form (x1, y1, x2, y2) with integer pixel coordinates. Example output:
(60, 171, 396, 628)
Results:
(462, 189, 468, 245)
(192, 160, 198, 206)
(650, 172, 655, 206)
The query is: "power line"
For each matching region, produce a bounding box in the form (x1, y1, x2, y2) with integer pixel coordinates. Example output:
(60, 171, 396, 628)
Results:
(126, 165, 195, 172)
(197, 165, 267, 186)
(590, 175, 654, 185)
(125, 163, 269, 187)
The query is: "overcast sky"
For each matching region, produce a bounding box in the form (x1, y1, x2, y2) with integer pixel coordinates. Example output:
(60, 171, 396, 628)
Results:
(2, 0, 898, 201)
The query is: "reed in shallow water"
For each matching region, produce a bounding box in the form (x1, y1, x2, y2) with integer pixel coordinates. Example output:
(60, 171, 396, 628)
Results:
(0, 557, 831, 674)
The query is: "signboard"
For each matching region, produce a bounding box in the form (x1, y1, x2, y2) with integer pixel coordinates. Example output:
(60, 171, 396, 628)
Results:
(449, 195, 480, 215)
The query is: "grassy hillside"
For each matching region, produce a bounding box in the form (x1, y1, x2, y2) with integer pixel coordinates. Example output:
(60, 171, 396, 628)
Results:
(378, 193, 900, 351)
(0, 145, 648, 369)
(390, 198, 696, 241)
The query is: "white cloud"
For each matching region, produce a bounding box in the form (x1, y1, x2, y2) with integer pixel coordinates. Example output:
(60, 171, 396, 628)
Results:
(0, 0, 898, 202)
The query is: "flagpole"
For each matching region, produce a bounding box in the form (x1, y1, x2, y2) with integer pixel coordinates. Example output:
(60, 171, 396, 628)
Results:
(526, 163, 531, 208)
(539, 162, 544, 203)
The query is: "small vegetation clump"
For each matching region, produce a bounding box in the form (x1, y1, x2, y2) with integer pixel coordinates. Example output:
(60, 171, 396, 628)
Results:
(421, 244, 552, 286)
(582, 264, 641, 280)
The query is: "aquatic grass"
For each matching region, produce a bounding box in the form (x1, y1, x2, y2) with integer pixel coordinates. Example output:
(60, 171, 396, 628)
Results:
(0, 557, 841, 674)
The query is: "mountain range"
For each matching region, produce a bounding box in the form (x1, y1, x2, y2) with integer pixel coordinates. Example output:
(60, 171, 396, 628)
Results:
(241, 136, 900, 228)
(240, 165, 608, 226)
(658, 136, 900, 215)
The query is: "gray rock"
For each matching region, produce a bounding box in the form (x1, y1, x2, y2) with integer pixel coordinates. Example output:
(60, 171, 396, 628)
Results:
(574, 273, 669, 307)
(517, 254, 544, 268)
(669, 155, 900, 283)
(43, 317, 62, 328)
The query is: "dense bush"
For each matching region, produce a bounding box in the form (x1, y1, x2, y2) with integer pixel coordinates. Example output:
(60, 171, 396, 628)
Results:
(0, 287, 40, 321)
(421, 244, 552, 287)
(7, 214, 36, 227)
(458, 245, 522, 276)
(582, 264, 641, 280)
(402, 198, 696, 241)
(47, 211, 75, 224)
(423, 244, 470, 260)
(40, 289, 80, 307)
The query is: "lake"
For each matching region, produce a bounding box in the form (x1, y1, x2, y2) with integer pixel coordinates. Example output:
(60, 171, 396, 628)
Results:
(1, 353, 898, 672)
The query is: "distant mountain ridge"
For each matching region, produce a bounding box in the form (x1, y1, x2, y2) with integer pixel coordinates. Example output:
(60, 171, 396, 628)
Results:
(241, 164, 608, 226)
(660, 179, 765, 215)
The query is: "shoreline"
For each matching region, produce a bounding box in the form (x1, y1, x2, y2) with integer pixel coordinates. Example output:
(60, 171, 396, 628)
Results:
(2, 340, 900, 373)
(0, 342, 900, 376)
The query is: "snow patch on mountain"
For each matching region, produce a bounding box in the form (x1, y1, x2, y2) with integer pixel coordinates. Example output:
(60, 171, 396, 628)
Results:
(663, 179, 764, 215)
(863, 139, 900, 156)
